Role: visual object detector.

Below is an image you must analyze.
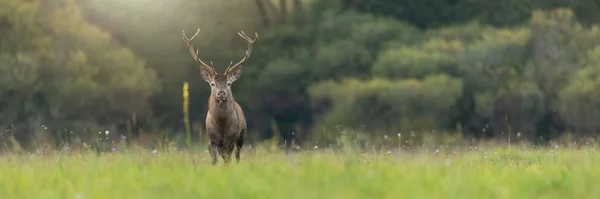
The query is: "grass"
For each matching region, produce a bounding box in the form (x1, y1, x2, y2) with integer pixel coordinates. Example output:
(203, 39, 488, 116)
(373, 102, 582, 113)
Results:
(0, 144, 598, 199)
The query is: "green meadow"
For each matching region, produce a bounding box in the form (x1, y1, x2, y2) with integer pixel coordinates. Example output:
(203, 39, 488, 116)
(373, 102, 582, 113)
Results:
(0, 145, 597, 199)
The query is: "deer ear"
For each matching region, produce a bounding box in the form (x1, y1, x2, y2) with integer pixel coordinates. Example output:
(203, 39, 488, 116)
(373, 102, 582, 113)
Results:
(200, 68, 213, 83)
(227, 67, 242, 83)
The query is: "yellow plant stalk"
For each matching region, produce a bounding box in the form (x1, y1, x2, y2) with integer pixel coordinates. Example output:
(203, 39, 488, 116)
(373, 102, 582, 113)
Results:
(183, 82, 191, 148)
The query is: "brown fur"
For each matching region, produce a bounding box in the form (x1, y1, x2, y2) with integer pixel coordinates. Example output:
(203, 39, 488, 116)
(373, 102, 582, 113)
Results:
(205, 74, 247, 165)
(182, 28, 257, 165)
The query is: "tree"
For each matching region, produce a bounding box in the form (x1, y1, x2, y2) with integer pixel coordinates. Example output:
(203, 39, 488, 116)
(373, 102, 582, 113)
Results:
(0, 0, 158, 146)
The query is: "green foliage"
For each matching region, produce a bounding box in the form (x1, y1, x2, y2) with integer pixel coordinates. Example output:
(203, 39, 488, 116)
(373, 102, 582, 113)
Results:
(308, 7, 600, 141)
(79, 0, 261, 127)
(309, 75, 462, 142)
(5, 0, 600, 146)
(557, 46, 600, 132)
(474, 80, 546, 138)
(313, 40, 372, 79)
(372, 39, 463, 79)
(232, 10, 422, 139)
(349, 0, 600, 28)
(0, 0, 158, 144)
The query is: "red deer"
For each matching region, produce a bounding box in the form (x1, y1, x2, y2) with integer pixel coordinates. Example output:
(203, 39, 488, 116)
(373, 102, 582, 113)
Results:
(182, 28, 258, 165)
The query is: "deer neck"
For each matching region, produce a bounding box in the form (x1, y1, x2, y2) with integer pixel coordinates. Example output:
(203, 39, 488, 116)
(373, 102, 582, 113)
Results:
(208, 95, 236, 119)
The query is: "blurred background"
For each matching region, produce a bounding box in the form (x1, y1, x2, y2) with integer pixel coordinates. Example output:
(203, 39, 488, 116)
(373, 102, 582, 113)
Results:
(2, 0, 600, 151)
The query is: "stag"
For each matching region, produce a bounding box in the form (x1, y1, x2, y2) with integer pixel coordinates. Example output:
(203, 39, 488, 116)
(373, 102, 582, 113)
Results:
(182, 28, 258, 165)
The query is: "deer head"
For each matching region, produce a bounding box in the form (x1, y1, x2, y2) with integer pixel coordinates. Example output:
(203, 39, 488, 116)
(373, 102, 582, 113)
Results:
(182, 28, 258, 105)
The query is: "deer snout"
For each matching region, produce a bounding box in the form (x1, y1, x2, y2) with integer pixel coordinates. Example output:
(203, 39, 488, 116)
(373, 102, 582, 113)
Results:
(216, 90, 227, 100)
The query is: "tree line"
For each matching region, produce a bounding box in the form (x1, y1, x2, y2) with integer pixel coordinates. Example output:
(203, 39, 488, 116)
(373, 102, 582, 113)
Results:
(2, 0, 600, 148)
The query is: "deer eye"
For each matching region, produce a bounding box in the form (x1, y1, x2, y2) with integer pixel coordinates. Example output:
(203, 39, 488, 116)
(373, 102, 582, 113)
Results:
(227, 82, 231, 86)
(210, 83, 215, 87)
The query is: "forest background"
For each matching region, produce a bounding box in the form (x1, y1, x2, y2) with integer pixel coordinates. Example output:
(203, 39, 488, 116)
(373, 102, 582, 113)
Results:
(2, 0, 600, 150)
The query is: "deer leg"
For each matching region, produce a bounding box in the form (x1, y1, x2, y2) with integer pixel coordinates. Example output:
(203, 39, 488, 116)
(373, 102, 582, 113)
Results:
(235, 129, 246, 163)
(235, 137, 244, 163)
(219, 143, 233, 165)
(208, 141, 218, 165)
(220, 152, 230, 164)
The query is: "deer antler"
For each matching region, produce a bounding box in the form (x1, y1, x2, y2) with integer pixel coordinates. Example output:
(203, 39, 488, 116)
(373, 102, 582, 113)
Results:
(182, 28, 216, 75)
(224, 31, 259, 75)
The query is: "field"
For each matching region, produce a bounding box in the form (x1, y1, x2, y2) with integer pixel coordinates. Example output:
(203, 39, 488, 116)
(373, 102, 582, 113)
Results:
(0, 144, 598, 199)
